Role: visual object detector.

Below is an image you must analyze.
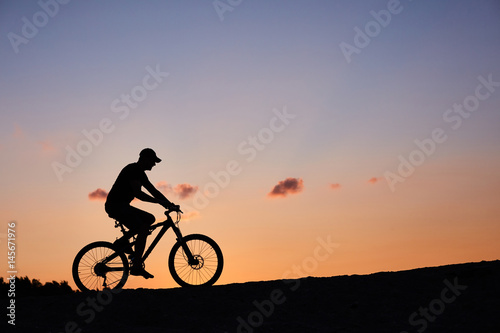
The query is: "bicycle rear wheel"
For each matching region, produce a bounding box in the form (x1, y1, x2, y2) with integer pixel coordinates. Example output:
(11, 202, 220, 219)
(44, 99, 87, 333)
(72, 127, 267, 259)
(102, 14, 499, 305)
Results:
(72, 241, 129, 291)
(168, 234, 223, 287)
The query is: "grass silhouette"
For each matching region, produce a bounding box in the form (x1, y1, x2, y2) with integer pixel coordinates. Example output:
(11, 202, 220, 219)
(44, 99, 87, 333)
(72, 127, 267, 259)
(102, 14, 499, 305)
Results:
(1, 276, 74, 297)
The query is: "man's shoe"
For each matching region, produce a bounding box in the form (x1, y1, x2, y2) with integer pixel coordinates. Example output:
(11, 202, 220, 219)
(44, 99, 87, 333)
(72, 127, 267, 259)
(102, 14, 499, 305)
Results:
(130, 266, 154, 279)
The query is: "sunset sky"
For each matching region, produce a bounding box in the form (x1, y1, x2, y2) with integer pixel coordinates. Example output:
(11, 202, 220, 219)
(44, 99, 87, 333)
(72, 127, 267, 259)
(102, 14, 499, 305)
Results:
(1, 0, 499, 290)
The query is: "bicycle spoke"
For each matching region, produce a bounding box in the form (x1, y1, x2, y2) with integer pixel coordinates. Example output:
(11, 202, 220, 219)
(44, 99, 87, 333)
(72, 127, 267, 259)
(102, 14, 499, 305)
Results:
(73, 242, 128, 292)
(169, 235, 223, 287)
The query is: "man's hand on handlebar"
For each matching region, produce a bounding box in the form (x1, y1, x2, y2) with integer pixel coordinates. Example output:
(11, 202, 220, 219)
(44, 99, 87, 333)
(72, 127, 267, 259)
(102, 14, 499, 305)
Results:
(160, 200, 182, 213)
(170, 204, 182, 212)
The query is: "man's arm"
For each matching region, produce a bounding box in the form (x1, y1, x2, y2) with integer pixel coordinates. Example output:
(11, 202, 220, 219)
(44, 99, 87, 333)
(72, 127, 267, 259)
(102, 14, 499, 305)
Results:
(134, 179, 173, 207)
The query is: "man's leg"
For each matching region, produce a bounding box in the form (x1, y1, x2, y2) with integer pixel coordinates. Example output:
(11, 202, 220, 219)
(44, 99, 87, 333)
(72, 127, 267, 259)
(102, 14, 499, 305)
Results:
(133, 230, 148, 266)
(122, 206, 155, 278)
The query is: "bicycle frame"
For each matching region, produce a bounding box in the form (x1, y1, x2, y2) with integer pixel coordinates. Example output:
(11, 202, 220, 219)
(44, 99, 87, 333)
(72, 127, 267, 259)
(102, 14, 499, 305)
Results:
(103, 211, 197, 268)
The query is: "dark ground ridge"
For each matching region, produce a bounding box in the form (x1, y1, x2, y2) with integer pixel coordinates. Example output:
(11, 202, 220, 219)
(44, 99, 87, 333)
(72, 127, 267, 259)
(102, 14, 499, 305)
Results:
(3, 260, 500, 333)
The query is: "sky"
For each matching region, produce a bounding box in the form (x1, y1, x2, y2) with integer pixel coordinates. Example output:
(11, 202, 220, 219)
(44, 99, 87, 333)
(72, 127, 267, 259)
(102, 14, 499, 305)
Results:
(1, 0, 499, 290)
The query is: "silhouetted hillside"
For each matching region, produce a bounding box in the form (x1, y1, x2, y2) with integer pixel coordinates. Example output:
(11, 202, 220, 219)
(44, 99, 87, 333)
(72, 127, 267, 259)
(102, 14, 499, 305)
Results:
(3, 260, 500, 332)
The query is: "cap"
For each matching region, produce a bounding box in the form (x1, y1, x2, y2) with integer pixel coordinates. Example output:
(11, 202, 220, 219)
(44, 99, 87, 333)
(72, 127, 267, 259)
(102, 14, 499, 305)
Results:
(139, 148, 162, 163)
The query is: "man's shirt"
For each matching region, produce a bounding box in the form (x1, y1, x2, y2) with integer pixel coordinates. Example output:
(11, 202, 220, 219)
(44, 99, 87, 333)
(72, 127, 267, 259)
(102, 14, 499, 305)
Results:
(106, 163, 148, 205)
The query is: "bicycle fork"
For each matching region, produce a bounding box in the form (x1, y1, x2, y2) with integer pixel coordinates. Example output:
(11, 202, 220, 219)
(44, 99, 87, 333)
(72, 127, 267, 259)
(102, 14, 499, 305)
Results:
(171, 225, 199, 266)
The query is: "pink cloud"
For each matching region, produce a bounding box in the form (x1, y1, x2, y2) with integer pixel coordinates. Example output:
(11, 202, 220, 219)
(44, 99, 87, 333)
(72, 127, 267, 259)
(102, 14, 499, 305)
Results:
(368, 177, 382, 184)
(174, 183, 198, 200)
(330, 183, 341, 190)
(268, 177, 304, 198)
(88, 188, 108, 201)
(157, 181, 198, 200)
(39, 140, 56, 153)
(156, 181, 173, 194)
(13, 124, 24, 139)
(182, 211, 201, 221)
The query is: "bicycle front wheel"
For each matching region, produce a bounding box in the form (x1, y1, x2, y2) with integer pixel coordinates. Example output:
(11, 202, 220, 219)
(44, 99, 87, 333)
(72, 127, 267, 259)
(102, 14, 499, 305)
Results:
(72, 241, 129, 292)
(168, 234, 223, 287)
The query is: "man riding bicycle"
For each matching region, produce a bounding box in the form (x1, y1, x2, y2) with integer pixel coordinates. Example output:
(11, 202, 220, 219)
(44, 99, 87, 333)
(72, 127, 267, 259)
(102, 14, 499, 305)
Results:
(105, 148, 178, 279)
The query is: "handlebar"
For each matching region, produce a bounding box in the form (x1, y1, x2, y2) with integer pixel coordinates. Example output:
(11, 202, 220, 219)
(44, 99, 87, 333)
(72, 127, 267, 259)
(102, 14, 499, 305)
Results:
(165, 206, 183, 215)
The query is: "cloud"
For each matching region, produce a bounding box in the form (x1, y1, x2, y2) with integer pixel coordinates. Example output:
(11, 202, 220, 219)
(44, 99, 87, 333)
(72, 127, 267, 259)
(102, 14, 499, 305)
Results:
(174, 183, 198, 200)
(39, 140, 56, 153)
(88, 182, 198, 203)
(330, 183, 341, 190)
(268, 177, 304, 198)
(156, 181, 173, 194)
(368, 177, 383, 184)
(13, 124, 24, 139)
(157, 181, 198, 200)
(182, 210, 201, 221)
(88, 188, 108, 201)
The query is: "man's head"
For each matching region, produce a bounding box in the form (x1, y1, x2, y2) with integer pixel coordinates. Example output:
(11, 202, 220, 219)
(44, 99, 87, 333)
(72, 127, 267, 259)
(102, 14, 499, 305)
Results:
(138, 148, 161, 171)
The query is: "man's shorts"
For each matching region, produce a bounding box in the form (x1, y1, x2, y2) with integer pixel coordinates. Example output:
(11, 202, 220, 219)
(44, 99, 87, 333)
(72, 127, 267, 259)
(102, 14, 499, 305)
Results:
(105, 203, 155, 233)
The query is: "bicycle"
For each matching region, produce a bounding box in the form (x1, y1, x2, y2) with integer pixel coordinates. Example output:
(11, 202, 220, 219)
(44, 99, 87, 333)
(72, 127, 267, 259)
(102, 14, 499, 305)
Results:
(72, 208, 223, 291)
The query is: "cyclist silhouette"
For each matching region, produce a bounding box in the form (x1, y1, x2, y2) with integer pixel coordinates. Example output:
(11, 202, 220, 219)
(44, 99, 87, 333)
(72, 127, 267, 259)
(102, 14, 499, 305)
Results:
(105, 148, 177, 279)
